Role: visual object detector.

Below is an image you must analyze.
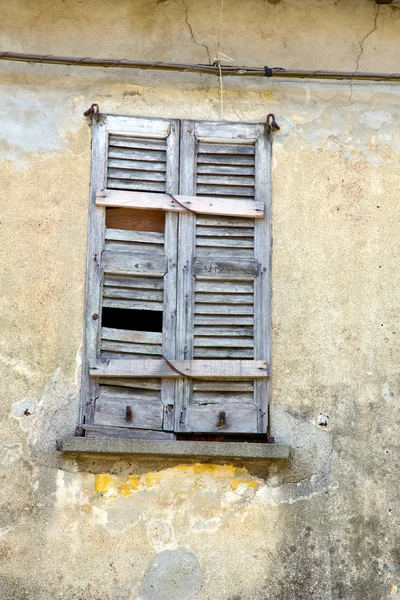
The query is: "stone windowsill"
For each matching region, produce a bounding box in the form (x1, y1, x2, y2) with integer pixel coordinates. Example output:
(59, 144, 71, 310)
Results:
(62, 437, 290, 464)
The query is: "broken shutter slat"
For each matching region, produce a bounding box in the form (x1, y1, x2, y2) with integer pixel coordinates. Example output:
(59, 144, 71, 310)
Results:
(96, 189, 264, 218)
(90, 359, 268, 379)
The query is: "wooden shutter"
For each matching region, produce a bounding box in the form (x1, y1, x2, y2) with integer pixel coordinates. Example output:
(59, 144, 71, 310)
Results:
(175, 121, 271, 435)
(81, 115, 179, 439)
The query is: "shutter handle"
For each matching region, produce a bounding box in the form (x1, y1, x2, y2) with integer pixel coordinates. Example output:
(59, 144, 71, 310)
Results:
(217, 411, 226, 429)
(125, 406, 133, 423)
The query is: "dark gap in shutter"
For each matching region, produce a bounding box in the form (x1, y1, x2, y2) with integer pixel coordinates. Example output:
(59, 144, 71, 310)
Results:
(102, 307, 163, 333)
(177, 432, 270, 443)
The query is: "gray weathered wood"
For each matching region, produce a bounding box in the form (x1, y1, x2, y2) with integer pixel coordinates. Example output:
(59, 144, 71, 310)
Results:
(94, 398, 164, 430)
(108, 158, 167, 172)
(193, 380, 253, 392)
(103, 287, 163, 302)
(196, 216, 254, 227)
(194, 326, 253, 337)
(101, 341, 162, 355)
(196, 248, 254, 259)
(105, 115, 171, 138)
(102, 250, 167, 277)
(161, 120, 180, 431)
(197, 175, 254, 187)
(99, 385, 160, 401)
(90, 359, 268, 378)
(108, 168, 166, 182)
(103, 298, 163, 311)
(194, 315, 254, 325)
(177, 121, 270, 435)
(194, 336, 253, 347)
(197, 143, 254, 155)
(194, 121, 264, 141)
(195, 281, 253, 293)
(196, 155, 255, 166)
(101, 352, 164, 360)
(196, 237, 253, 248)
(107, 179, 166, 193)
(105, 241, 164, 254)
(105, 229, 164, 244)
(97, 377, 161, 390)
(187, 405, 258, 434)
(253, 130, 272, 433)
(194, 348, 254, 358)
(196, 226, 254, 238)
(197, 164, 255, 176)
(101, 328, 162, 344)
(104, 275, 163, 290)
(83, 115, 181, 437)
(195, 304, 253, 315)
(196, 184, 255, 197)
(109, 136, 167, 150)
(108, 157, 166, 172)
(79, 116, 107, 427)
(193, 258, 257, 279)
(96, 189, 264, 218)
(108, 147, 167, 162)
(195, 293, 253, 304)
(193, 391, 254, 404)
(84, 425, 175, 440)
(175, 120, 198, 431)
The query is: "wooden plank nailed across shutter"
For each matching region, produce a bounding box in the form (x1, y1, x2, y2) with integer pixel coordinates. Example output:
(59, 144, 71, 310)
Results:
(96, 189, 264, 218)
(90, 359, 268, 378)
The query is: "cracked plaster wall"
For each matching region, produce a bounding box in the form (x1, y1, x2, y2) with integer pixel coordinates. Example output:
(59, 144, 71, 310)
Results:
(1, 0, 400, 598)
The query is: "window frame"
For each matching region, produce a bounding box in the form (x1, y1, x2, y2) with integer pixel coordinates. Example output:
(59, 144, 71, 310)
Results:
(79, 114, 272, 441)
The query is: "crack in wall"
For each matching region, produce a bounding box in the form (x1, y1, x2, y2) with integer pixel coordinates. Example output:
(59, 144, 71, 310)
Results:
(349, 4, 380, 104)
(182, 0, 212, 64)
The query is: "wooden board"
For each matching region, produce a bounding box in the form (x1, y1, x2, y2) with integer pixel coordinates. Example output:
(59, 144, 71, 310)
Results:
(90, 359, 268, 379)
(187, 405, 258, 433)
(96, 189, 264, 218)
(106, 208, 165, 233)
(102, 250, 167, 277)
(193, 258, 257, 279)
(94, 398, 164, 429)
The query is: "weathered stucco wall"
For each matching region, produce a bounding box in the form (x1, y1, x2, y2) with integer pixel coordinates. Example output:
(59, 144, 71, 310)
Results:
(1, 0, 400, 598)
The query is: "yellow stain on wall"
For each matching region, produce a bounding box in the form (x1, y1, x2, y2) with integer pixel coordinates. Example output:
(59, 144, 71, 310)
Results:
(230, 478, 258, 491)
(391, 585, 398, 595)
(95, 474, 113, 493)
(94, 472, 160, 499)
(94, 463, 259, 500)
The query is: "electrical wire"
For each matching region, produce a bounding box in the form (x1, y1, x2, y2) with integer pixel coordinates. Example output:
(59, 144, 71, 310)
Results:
(1, 51, 400, 83)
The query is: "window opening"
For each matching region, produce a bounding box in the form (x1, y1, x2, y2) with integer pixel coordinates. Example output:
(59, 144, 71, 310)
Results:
(101, 307, 163, 333)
